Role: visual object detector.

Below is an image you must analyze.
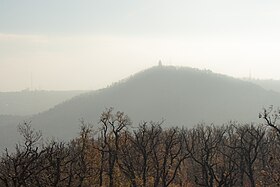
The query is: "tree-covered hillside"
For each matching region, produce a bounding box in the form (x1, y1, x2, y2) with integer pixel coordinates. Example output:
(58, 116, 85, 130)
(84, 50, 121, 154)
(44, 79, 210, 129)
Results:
(1, 66, 280, 149)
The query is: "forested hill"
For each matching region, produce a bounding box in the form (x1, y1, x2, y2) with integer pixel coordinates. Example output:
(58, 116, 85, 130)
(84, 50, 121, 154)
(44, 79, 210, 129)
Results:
(25, 66, 280, 136)
(2, 65, 280, 149)
(0, 90, 85, 115)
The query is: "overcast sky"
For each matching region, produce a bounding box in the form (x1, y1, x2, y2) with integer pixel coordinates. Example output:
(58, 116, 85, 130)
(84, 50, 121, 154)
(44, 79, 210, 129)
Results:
(1, 0, 280, 91)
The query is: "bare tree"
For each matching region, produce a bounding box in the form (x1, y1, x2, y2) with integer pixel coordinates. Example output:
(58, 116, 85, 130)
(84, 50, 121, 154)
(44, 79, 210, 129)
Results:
(232, 124, 265, 187)
(98, 108, 131, 187)
(117, 130, 138, 187)
(259, 106, 280, 135)
(184, 124, 226, 187)
(0, 122, 45, 187)
(158, 127, 188, 187)
(133, 122, 162, 187)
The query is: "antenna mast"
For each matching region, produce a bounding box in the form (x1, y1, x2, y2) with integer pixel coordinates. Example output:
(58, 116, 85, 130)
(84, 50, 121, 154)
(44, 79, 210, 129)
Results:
(30, 72, 33, 90)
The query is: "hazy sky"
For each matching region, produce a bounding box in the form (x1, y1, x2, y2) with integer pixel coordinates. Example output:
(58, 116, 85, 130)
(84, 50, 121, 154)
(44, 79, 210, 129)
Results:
(1, 0, 280, 91)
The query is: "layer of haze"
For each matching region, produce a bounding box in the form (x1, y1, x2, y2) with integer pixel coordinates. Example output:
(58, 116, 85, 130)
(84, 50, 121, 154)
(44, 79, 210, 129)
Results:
(1, 0, 280, 91)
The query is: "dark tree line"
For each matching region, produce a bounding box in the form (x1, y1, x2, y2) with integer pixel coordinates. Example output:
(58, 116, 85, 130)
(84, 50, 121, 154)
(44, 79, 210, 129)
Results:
(1, 108, 280, 186)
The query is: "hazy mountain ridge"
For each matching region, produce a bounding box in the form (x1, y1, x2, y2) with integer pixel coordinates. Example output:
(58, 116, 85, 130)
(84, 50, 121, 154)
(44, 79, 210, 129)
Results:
(0, 90, 86, 116)
(245, 78, 280, 93)
(1, 65, 280, 149)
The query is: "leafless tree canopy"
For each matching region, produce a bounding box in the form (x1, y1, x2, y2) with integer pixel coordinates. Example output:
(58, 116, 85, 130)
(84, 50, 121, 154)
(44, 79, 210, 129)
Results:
(1, 108, 280, 186)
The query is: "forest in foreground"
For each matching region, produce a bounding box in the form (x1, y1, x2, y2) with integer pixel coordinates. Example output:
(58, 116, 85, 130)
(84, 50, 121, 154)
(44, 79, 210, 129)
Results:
(1, 107, 280, 187)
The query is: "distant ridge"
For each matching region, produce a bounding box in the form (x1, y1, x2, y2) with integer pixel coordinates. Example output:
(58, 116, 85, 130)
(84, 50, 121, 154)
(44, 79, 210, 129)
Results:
(245, 78, 280, 93)
(0, 90, 86, 116)
(1, 65, 280, 149)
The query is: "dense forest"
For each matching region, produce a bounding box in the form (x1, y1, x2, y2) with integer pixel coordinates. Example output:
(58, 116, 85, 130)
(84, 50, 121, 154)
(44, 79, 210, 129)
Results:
(1, 107, 280, 187)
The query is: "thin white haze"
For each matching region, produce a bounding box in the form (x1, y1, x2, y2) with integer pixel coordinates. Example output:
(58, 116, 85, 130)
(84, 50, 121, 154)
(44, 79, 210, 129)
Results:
(1, 0, 280, 91)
